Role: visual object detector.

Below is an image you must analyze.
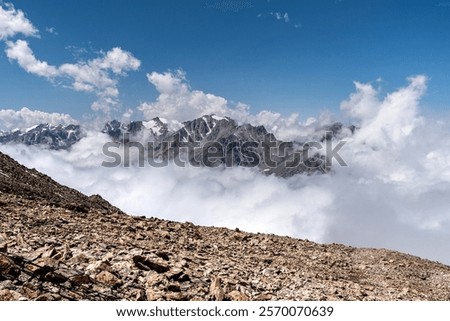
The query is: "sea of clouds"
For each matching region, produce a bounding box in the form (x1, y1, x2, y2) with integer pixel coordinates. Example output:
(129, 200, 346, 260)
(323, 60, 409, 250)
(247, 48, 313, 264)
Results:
(1, 74, 449, 265)
(1, 2, 449, 264)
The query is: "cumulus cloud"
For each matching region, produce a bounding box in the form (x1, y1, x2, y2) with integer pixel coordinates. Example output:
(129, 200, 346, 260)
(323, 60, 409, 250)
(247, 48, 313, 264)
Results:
(1, 3, 140, 113)
(139, 69, 337, 141)
(5, 39, 59, 77)
(341, 75, 426, 147)
(2, 76, 450, 264)
(5, 40, 141, 112)
(139, 70, 237, 121)
(59, 47, 141, 112)
(0, 107, 77, 131)
(0, 3, 37, 40)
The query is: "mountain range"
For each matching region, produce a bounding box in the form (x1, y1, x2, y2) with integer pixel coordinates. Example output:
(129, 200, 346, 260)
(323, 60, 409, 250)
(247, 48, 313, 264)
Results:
(0, 115, 354, 177)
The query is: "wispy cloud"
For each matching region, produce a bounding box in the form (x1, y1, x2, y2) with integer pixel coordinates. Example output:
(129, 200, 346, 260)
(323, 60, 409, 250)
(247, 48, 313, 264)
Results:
(258, 11, 300, 28)
(437, 2, 450, 7)
(270, 11, 290, 23)
(204, 0, 253, 12)
(45, 26, 58, 35)
(65, 45, 89, 60)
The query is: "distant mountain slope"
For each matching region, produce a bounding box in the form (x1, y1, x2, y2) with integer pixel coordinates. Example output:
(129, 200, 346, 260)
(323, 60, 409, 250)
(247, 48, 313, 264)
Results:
(1, 150, 450, 301)
(102, 116, 354, 176)
(0, 115, 355, 177)
(0, 124, 82, 150)
(0, 151, 118, 214)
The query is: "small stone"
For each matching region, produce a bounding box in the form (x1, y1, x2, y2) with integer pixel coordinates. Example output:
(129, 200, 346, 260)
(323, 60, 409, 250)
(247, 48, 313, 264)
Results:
(0, 254, 20, 278)
(95, 271, 123, 288)
(166, 284, 181, 292)
(256, 293, 273, 300)
(35, 293, 58, 301)
(209, 276, 224, 301)
(146, 272, 165, 287)
(33, 257, 59, 272)
(0, 289, 22, 301)
(0, 242, 7, 253)
(164, 292, 186, 301)
(70, 274, 92, 285)
(45, 271, 67, 284)
(167, 268, 191, 282)
(42, 248, 58, 258)
(227, 290, 249, 301)
(145, 287, 158, 301)
(133, 255, 169, 273)
(0, 254, 13, 272)
(129, 288, 146, 301)
(86, 260, 113, 274)
(70, 253, 89, 264)
(23, 283, 40, 300)
(155, 251, 170, 261)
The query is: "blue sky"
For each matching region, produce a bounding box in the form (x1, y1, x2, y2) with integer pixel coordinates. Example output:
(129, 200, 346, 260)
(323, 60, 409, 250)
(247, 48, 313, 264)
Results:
(1, 0, 450, 121)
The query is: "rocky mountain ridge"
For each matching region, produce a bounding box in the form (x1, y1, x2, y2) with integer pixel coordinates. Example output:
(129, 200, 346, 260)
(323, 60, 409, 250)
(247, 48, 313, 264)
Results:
(0, 124, 82, 150)
(0, 115, 354, 177)
(1, 150, 450, 301)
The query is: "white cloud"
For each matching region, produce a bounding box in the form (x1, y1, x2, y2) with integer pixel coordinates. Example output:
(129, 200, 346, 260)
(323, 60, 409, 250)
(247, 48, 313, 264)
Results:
(341, 75, 427, 147)
(438, 2, 450, 7)
(139, 70, 233, 121)
(1, 3, 140, 113)
(0, 3, 38, 40)
(270, 12, 290, 23)
(45, 26, 58, 35)
(204, 0, 253, 12)
(139, 69, 337, 141)
(5, 39, 59, 77)
(5, 40, 141, 113)
(59, 47, 141, 112)
(0, 107, 77, 131)
(259, 11, 299, 28)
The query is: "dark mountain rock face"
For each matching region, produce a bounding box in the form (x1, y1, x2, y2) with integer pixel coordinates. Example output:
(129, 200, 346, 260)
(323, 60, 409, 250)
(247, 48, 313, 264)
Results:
(0, 124, 82, 150)
(102, 115, 353, 176)
(1, 115, 353, 177)
(102, 117, 169, 142)
(1, 150, 450, 301)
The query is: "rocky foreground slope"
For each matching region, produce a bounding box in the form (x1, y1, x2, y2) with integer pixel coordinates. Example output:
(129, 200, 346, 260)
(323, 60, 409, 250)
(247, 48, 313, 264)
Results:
(1, 151, 449, 301)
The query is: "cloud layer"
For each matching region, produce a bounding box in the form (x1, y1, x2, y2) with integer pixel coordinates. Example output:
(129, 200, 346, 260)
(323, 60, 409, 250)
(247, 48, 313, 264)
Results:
(2, 76, 450, 265)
